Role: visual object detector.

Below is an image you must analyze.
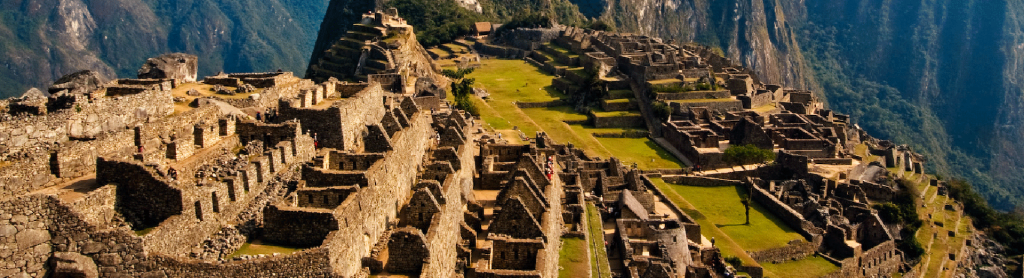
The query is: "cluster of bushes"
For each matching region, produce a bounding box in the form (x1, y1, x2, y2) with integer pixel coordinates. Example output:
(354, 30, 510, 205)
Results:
(875, 180, 926, 260)
(385, 0, 485, 47)
(722, 144, 775, 166)
(652, 101, 671, 121)
(493, 12, 554, 36)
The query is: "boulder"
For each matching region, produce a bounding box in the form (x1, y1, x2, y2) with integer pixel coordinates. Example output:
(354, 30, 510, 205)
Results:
(237, 84, 256, 94)
(186, 89, 202, 96)
(48, 70, 106, 95)
(49, 252, 99, 278)
(137, 53, 199, 84)
(213, 85, 234, 96)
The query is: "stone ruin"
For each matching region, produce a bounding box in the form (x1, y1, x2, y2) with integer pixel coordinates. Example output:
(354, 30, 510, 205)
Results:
(0, 10, 961, 278)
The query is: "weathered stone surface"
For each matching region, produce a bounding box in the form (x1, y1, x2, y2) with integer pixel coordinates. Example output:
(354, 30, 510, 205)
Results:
(137, 53, 199, 83)
(48, 70, 106, 95)
(50, 252, 99, 278)
(0, 224, 16, 237)
(16, 229, 49, 250)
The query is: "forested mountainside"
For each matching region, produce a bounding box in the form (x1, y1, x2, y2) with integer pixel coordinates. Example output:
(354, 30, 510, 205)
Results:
(0, 0, 330, 98)
(594, 0, 1024, 211)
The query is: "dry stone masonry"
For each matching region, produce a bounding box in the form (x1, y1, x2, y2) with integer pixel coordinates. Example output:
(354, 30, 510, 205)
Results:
(0, 10, 989, 278)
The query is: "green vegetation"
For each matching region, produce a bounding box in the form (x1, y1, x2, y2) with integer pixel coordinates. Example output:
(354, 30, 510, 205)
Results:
(449, 77, 479, 115)
(659, 179, 804, 251)
(722, 144, 776, 166)
(228, 240, 304, 258)
(760, 255, 840, 278)
(948, 179, 1024, 255)
(585, 203, 612, 278)
(442, 68, 476, 80)
(386, 0, 485, 47)
(647, 177, 760, 268)
(558, 237, 590, 278)
(467, 58, 682, 169)
(652, 102, 671, 121)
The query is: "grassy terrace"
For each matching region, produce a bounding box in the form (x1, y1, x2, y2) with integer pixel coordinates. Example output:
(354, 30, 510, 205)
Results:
(586, 203, 612, 278)
(664, 180, 803, 251)
(668, 98, 735, 103)
(760, 255, 840, 278)
(228, 240, 303, 258)
(465, 59, 682, 169)
(544, 42, 578, 57)
(649, 78, 683, 85)
(649, 177, 824, 278)
(590, 109, 641, 118)
(604, 98, 633, 104)
(559, 237, 590, 278)
(607, 90, 634, 99)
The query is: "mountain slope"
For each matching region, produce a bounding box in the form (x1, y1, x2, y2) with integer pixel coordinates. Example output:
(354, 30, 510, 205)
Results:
(592, 0, 1024, 210)
(0, 0, 330, 98)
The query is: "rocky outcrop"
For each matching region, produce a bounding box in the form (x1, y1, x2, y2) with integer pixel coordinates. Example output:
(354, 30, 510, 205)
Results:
(0, 0, 330, 99)
(48, 70, 106, 96)
(137, 53, 199, 84)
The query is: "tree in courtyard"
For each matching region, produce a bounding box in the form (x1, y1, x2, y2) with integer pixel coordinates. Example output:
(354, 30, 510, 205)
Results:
(741, 197, 750, 225)
(722, 144, 775, 167)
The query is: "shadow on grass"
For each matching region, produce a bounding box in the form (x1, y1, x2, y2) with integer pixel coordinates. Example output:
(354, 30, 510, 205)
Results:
(644, 140, 683, 168)
(730, 184, 803, 235)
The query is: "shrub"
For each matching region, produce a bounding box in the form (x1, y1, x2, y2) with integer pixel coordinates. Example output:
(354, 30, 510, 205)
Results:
(722, 144, 775, 166)
(652, 102, 671, 121)
(724, 256, 742, 267)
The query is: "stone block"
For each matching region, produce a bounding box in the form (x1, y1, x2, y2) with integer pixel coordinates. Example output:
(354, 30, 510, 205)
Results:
(16, 229, 50, 250)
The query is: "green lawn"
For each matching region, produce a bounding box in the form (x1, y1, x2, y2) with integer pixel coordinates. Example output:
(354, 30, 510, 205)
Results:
(559, 237, 590, 278)
(468, 59, 567, 103)
(586, 203, 612, 278)
(591, 109, 642, 118)
(468, 59, 682, 171)
(545, 42, 576, 55)
(228, 240, 304, 258)
(649, 79, 683, 85)
(604, 98, 633, 104)
(648, 178, 760, 266)
(760, 255, 840, 278)
(594, 137, 682, 169)
(607, 90, 634, 99)
(664, 181, 804, 251)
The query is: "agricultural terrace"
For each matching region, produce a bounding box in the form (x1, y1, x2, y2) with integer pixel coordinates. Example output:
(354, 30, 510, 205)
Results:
(465, 59, 682, 169)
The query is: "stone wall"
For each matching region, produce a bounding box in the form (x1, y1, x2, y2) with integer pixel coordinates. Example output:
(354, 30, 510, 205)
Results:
(747, 239, 818, 263)
(475, 42, 528, 59)
(419, 134, 475, 277)
(750, 183, 819, 239)
(278, 83, 384, 151)
(492, 27, 562, 51)
(320, 108, 433, 277)
(0, 85, 172, 156)
(655, 90, 731, 101)
(590, 112, 645, 128)
(0, 192, 336, 278)
(263, 206, 339, 247)
(640, 175, 702, 243)
(669, 100, 744, 114)
(661, 176, 742, 187)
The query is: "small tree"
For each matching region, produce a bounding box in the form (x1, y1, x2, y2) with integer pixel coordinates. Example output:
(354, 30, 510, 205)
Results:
(741, 197, 751, 225)
(722, 144, 776, 167)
